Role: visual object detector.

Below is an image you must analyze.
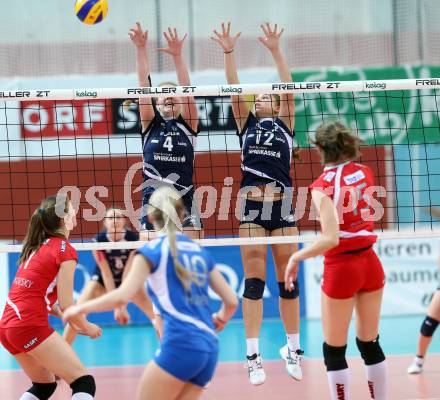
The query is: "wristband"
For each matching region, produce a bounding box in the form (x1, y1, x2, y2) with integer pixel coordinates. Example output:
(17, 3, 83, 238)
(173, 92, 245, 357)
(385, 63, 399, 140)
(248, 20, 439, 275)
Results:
(224, 49, 234, 54)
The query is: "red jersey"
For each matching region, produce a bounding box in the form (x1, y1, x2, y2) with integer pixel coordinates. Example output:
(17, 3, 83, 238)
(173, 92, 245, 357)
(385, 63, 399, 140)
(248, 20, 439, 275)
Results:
(1, 237, 77, 328)
(310, 161, 378, 256)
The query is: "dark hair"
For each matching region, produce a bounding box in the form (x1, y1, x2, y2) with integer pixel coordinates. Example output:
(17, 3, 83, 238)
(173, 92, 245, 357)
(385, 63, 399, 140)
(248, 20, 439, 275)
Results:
(19, 194, 70, 265)
(314, 121, 361, 164)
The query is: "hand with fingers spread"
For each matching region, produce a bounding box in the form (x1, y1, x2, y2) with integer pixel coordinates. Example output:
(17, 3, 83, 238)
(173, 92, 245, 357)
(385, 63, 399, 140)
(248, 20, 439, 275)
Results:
(158, 27, 187, 57)
(211, 22, 241, 53)
(129, 22, 148, 49)
(259, 22, 284, 52)
(284, 253, 300, 292)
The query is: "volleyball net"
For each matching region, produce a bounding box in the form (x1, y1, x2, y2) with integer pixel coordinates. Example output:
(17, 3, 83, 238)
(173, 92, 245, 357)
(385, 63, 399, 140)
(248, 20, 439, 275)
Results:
(0, 78, 440, 252)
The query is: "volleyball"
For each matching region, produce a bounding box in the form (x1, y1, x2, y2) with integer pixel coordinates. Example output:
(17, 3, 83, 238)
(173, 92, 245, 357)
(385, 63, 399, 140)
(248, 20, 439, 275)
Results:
(74, 0, 108, 25)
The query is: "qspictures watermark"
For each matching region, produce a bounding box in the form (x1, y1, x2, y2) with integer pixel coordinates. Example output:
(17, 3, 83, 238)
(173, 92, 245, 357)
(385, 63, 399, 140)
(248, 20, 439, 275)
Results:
(55, 162, 387, 229)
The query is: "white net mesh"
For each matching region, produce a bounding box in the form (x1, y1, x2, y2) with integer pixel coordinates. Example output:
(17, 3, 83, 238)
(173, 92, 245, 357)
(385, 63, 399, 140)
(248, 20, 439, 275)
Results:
(0, 79, 439, 251)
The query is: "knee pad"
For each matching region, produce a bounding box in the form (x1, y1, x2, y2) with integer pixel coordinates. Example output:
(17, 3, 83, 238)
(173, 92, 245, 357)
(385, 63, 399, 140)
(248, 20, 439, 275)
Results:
(27, 382, 57, 400)
(70, 375, 96, 397)
(278, 281, 299, 299)
(420, 316, 439, 337)
(243, 278, 265, 300)
(356, 336, 386, 366)
(323, 342, 348, 371)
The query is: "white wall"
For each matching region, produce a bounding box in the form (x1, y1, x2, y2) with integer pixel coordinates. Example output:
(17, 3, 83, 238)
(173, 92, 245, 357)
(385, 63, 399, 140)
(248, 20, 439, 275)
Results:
(0, 0, 394, 44)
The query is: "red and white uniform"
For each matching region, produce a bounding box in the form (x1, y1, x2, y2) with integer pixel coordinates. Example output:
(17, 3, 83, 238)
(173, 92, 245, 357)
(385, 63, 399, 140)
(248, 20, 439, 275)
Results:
(0, 237, 77, 354)
(310, 161, 385, 299)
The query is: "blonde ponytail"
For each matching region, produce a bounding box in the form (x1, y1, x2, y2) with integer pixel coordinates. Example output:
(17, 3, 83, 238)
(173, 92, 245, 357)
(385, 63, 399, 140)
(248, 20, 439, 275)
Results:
(148, 187, 192, 291)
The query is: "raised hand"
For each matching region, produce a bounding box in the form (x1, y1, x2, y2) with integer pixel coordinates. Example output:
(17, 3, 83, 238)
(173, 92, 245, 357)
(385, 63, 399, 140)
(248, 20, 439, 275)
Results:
(259, 22, 284, 52)
(129, 22, 148, 49)
(211, 22, 241, 53)
(158, 27, 187, 57)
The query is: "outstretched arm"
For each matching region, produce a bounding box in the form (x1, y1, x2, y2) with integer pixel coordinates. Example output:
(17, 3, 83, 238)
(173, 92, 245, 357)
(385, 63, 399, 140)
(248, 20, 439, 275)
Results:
(209, 268, 238, 332)
(58, 260, 102, 339)
(211, 22, 249, 131)
(259, 23, 295, 131)
(284, 190, 339, 288)
(159, 28, 198, 132)
(129, 22, 155, 132)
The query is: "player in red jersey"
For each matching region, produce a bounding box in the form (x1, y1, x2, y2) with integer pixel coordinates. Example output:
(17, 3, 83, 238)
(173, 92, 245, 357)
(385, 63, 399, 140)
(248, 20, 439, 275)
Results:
(0, 194, 101, 400)
(285, 122, 387, 400)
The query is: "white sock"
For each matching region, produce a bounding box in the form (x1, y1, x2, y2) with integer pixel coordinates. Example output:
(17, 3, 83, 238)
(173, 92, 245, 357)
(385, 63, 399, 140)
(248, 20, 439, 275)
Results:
(365, 360, 387, 400)
(287, 333, 300, 352)
(246, 338, 259, 357)
(19, 393, 39, 400)
(72, 393, 94, 400)
(327, 369, 350, 400)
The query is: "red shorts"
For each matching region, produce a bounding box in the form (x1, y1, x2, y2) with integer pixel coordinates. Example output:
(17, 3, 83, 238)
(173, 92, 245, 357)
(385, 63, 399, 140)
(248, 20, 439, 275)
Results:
(322, 247, 385, 299)
(0, 325, 54, 355)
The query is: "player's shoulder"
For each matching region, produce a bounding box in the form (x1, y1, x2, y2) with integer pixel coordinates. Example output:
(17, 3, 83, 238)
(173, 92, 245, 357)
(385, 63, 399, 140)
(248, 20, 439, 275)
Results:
(46, 237, 76, 257)
(353, 162, 374, 176)
(125, 229, 139, 241)
(93, 231, 109, 243)
(342, 162, 374, 185)
(310, 169, 336, 189)
(176, 235, 203, 253)
(144, 236, 164, 252)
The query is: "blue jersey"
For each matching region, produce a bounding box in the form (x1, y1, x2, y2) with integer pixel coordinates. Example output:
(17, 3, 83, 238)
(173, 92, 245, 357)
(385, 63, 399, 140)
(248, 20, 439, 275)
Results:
(238, 113, 294, 191)
(137, 234, 218, 353)
(142, 105, 197, 194)
(93, 230, 139, 285)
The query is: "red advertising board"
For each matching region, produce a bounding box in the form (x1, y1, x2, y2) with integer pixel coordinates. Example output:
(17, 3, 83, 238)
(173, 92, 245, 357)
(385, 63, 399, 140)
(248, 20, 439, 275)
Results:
(21, 100, 113, 138)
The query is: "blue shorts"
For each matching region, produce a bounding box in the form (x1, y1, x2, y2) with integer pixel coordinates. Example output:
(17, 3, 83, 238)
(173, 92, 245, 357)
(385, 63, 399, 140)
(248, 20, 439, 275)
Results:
(154, 345, 218, 387)
(239, 198, 296, 231)
(140, 188, 203, 231)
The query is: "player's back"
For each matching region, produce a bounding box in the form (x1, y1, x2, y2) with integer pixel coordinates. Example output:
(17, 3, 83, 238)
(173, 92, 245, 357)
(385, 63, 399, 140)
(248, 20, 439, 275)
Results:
(1, 237, 77, 327)
(137, 234, 218, 352)
(310, 161, 378, 256)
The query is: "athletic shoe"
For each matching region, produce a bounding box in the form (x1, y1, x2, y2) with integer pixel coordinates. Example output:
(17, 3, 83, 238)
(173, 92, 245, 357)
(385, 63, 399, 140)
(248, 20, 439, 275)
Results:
(246, 353, 266, 386)
(407, 356, 424, 374)
(280, 344, 304, 381)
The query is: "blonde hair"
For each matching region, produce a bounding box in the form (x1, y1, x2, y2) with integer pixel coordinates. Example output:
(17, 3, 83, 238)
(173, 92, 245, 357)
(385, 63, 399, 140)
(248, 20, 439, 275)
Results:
(148, 187, 192, 291)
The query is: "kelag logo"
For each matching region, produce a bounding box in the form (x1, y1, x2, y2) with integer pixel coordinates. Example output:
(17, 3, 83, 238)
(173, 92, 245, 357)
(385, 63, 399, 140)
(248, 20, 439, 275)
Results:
(293, 65, 437, 146)
(75, 90, 98, 98)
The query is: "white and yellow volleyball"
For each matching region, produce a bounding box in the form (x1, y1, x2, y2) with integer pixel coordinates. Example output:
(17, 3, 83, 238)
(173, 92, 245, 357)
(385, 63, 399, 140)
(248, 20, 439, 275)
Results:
(75, 0, 108, 25)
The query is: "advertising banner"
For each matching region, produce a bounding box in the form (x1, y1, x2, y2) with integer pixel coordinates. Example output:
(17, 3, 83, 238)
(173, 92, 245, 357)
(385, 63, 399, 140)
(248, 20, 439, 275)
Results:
(304, 238, 440, 318)
(8, 245, 305, 328)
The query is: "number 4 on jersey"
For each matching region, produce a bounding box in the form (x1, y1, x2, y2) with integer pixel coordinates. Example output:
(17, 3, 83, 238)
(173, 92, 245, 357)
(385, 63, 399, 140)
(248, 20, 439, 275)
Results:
(163, 136, 173, 151)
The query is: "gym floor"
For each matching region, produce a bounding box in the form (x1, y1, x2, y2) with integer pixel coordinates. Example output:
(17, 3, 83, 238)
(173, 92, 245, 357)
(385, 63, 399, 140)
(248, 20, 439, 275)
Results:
(1, 316, 439, 399)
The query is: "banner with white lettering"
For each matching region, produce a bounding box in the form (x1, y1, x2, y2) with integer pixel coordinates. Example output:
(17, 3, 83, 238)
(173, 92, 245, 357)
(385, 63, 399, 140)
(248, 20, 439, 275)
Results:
(304, 238, 440, 318)
(7, 246, 305, 327)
